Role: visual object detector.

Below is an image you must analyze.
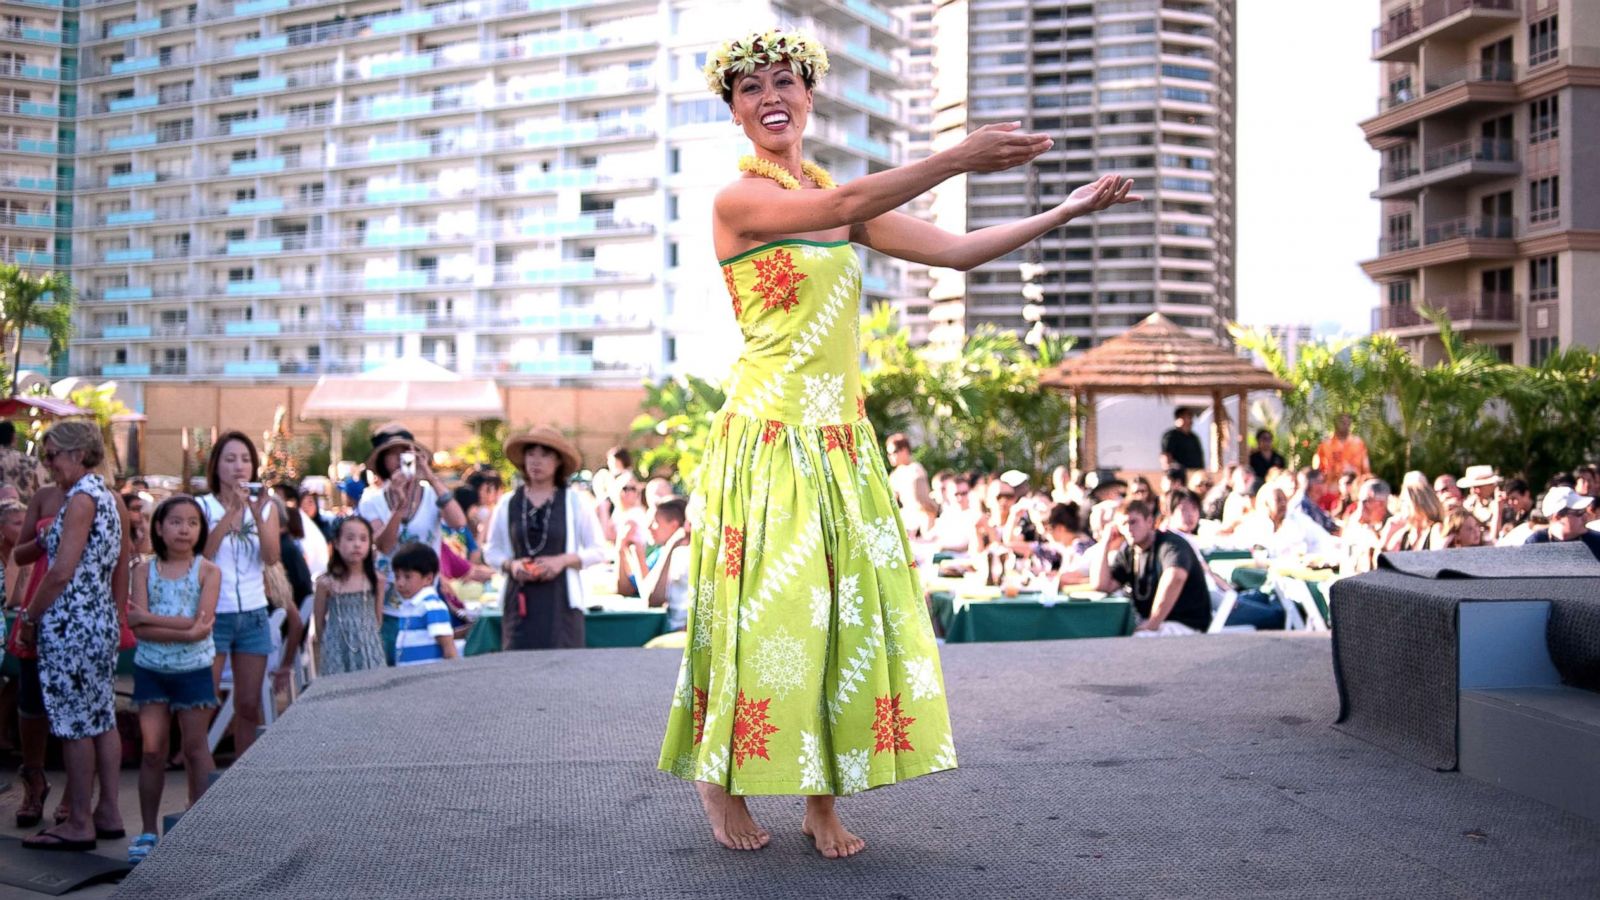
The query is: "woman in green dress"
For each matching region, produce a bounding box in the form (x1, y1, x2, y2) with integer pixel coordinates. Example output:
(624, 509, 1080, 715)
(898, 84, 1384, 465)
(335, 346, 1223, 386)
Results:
(657, 27, 1139, 858)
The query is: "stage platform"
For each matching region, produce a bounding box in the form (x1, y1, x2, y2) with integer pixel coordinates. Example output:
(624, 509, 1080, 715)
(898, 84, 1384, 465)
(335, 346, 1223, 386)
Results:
(114, 634, 1600, 899)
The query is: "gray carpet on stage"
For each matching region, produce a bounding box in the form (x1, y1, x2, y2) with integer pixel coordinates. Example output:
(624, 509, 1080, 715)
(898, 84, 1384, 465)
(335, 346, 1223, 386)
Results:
(114, 636, 1600, 900)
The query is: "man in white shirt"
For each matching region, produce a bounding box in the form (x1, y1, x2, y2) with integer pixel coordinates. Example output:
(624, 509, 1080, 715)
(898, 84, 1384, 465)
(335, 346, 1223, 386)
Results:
(627, 497, 692, 631)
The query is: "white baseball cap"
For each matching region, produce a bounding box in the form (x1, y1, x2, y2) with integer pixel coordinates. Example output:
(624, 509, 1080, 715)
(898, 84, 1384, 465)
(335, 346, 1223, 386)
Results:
(1540, 486, 1595, 519)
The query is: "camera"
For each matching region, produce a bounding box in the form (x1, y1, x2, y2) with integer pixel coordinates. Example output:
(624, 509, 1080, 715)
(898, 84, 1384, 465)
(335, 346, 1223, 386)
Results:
(245, 482, 263, 498)
(400, 452, 417, 478)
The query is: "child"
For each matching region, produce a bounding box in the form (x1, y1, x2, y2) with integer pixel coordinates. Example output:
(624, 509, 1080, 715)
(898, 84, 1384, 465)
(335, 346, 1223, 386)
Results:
(125, 496, 221, 864)
(389, 542, 456, 666)
(313, 517, 388, 676)
(624, 497, 692, 631)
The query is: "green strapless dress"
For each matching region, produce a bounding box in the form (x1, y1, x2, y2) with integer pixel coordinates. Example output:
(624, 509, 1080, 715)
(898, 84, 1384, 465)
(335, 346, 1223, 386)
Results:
(657, 239, 956, 795)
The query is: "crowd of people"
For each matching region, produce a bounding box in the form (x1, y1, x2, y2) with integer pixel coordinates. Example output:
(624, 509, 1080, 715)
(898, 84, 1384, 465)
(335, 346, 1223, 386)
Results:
(884, 414, 1600, 636)
(0, 418, 694, 864)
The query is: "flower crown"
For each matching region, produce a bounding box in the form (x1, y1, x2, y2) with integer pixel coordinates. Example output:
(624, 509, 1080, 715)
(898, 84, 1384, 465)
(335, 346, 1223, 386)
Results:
(704, 27, 830, 98)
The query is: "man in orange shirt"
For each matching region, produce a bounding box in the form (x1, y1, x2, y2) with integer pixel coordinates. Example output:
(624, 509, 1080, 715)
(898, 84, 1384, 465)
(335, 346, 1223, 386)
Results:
(1313, 414, 1370, 484)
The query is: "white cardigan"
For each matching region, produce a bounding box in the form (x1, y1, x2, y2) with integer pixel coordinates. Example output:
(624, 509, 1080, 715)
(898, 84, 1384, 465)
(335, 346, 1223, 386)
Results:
(484, 487, 607, 610)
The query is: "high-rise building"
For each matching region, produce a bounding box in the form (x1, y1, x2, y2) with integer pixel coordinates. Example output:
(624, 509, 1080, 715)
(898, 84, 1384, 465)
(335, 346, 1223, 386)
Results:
(1361, 0, 1599, 365)
(926, 0, 1237, 351)
(13, 0, 909, 409)
(0, 0, 75, 380)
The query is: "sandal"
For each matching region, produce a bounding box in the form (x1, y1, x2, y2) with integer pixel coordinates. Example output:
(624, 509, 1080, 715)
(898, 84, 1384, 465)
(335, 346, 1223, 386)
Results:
(128, 833, 158, 865)
(22, 830, 96, 853)
(14, 767, 49, 828)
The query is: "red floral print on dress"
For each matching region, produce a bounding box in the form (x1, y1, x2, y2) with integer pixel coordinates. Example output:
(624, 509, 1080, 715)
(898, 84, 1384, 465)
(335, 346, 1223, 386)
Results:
(752, 249, 807, 313)
(692, 687, 708, 745)
(856, 394, 866, 419)
(732, 691, 778, 767)
(761, 419, 783, 443)
(722, 265, 742, 318)
(723, 526, 745, 578)
(872, 693, 916, 754)
(822, 424, 858, 464)
(720, 413, 732, 439)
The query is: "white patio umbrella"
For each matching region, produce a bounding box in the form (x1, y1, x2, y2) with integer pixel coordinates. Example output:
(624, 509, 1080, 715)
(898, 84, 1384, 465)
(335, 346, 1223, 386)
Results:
(300, 356, 505, 474)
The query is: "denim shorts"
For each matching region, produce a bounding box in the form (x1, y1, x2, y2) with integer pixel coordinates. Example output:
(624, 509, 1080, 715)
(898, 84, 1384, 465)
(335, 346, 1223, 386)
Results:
(132, 665, 219, 711)
(212, 608, 273, 656)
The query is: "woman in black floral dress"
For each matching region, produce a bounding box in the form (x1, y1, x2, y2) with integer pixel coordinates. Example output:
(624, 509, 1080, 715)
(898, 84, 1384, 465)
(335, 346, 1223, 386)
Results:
(15, 422, 129, 851)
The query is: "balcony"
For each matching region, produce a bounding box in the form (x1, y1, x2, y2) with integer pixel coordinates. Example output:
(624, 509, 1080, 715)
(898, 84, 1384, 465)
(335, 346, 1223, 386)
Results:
(1373, 0, 1520, 63)
(1372, 137, 1519, 199)
(1363, 59, 1517, 140)
(0, 174, 57, 191)
(0, 60, 61, 80)
(1372, 292, 1520, 332)
(1362, 214, 1517, 277)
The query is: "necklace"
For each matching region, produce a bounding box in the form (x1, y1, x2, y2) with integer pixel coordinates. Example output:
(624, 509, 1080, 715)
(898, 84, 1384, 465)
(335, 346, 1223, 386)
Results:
(738, 155, 836, 191)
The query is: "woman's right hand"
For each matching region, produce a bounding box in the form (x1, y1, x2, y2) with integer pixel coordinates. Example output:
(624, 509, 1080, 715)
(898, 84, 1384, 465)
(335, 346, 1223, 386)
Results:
(949, 122, 1054, 174)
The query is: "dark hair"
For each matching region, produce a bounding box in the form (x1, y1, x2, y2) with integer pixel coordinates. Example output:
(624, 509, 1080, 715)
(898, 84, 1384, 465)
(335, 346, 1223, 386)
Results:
(1255, 428, 1272, 442)
(206, 431, 261, 496)
(1119, 498, 1155, 520)
(886, 433, 912, 454)
(1163, 488, 1198, 519)
(453, 485, 478, 512)
(653, 496, 689, 526)
(466, 467, 503, 491)
(1174, 406, 1193, 418)
(150, 494, 209, 562)
(390, 541, 440, 578)
(607, 445, 633, 468)
(1547, 472, 1576, 491)
(1504, 477, 1530, 496)
(1577, 465, 1600, 481)
(121, 491, 143, 510)
(279, 496, 305, 540)
(327, 515, 379, 590)
(0, 421, 13, 447)
(1046, 502, 1081, 534)
(1297, 466, 1322, 483)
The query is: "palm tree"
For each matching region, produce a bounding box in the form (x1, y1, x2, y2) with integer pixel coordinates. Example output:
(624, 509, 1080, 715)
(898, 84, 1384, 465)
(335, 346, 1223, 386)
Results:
(0, 264, 74, 395)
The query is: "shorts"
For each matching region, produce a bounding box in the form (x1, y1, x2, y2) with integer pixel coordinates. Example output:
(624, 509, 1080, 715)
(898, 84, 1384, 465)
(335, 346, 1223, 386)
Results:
(17, 657, 45, 720)
(132, 665, 219, 711)
(212, 608, 273, 656)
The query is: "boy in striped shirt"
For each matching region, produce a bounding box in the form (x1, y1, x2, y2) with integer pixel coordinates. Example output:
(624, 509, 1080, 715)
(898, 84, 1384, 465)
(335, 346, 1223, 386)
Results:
(390, 543, 457, 667)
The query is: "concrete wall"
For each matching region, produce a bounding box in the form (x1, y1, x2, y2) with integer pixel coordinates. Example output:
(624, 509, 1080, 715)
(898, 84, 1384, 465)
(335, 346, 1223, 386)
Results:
(136, 383, 648, 479)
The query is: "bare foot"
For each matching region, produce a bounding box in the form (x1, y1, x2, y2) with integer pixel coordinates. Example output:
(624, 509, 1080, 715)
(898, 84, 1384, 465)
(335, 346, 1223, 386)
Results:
(802, 796, 865, 859)
(695, 782, 770, 851)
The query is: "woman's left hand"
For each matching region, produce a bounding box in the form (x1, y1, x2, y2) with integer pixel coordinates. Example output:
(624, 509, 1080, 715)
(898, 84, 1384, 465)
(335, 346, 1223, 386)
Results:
(1058, 174, 1140, 218)
(530, 556, 566, 581)
(245, 485, 273, 519)
(14, 618, 34, 648)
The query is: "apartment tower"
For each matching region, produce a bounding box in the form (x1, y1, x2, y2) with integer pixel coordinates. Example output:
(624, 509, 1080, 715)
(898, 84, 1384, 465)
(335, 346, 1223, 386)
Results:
(15, 0, 908, 410)
(926, 0, 1237, 350)
(1361, 0, 1600, 365)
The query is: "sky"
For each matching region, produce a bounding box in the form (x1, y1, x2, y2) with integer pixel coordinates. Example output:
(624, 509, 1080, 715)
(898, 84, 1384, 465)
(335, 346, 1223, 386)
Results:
(1235, 0, 1379, 336)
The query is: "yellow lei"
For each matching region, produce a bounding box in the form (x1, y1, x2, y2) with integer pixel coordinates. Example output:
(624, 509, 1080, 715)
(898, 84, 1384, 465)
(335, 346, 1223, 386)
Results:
(738, 155, 836, 191)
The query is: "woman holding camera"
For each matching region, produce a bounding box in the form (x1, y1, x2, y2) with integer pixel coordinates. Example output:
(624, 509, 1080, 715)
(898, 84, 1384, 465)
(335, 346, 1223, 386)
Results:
(357, 424, 466, 662)
(199, 430, 279, 759)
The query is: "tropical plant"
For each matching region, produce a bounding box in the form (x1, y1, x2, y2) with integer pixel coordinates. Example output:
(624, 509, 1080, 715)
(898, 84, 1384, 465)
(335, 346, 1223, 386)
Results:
(0, 265, 73, 395)
(66, 383, 132, 476)
(446, 419, 519, 482)
(630, 375, 725, 492)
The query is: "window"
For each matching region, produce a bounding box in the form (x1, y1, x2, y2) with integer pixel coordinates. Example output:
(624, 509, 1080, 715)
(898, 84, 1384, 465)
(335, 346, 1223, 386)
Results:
(1529, 336, 1558, 367)
(666, 241, 678, 268)
(669, 99, 721, 126)
(1163, 87, 1209, 103)
(666, 193, 678, 221)
(1529, 175, 1559, 224)
(1529, 15, 1559, 67)
(1529, 95, 1558, 144)
(1385, 213, 1414, 252)
(1386, 281, 1411, 306)
(1530, 255, 1559, 301)
(1161, 64, 1212, 82)
(1161, 177, 1210, 193)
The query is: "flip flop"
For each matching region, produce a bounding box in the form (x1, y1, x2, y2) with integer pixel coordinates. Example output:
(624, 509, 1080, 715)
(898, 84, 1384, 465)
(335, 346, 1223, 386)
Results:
(22, 830, 97, 852)
(97, 827, 127, 840)
(128, 833, 158, 865)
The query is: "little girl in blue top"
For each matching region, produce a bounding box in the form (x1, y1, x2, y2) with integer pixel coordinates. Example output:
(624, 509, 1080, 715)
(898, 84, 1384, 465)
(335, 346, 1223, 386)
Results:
(125, 495, 221, 865)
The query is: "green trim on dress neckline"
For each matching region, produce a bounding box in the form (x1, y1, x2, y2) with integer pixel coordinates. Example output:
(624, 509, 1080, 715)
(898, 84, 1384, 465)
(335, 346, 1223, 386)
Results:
(718, 239, 850, 267)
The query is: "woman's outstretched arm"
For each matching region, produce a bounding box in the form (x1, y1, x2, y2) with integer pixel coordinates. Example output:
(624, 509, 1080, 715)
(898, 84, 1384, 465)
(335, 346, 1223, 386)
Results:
(852, 174, 1140, 271)
(716, 123, 1053, 239)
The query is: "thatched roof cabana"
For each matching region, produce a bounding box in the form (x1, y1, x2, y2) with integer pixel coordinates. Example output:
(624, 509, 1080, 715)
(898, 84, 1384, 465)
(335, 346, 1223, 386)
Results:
(1039, 313, 1290, 471)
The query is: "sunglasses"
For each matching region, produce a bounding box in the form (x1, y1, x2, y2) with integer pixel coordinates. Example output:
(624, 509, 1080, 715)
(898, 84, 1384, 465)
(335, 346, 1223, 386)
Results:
(621, 485, 641, 494)
(995, 493, 1016, 500)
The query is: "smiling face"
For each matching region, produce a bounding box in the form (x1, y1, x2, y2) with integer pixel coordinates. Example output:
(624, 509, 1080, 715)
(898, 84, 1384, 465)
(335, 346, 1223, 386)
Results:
(730, 64, 812, 155)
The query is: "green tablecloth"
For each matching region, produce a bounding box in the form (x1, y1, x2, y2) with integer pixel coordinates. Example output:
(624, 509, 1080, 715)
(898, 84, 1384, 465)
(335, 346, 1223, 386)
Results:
(1203, 549, 1255, 561)
(462, 609, 668, 654)
(933, 593, 1135, 643)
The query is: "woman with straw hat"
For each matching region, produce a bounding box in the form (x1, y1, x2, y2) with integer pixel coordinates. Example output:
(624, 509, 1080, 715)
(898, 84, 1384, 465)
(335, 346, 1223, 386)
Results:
(484, 427, 605, 650)
(657, 26, 1139, 858)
